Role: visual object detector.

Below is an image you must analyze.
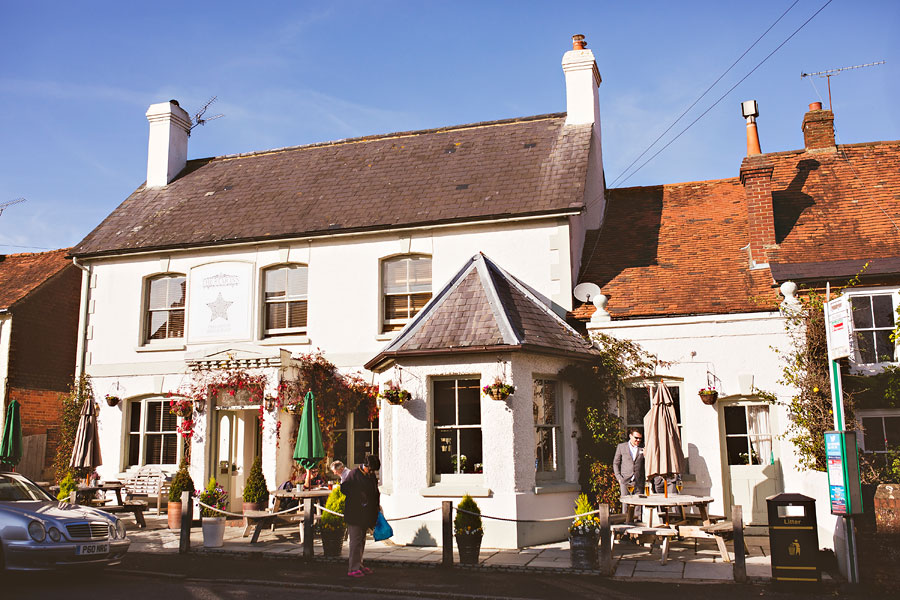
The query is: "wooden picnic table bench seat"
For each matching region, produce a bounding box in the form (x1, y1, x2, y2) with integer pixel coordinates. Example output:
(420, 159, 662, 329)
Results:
(619, 526, 678, 565)
(101, 501, 148, 528)
(121, 466, 170, 514)
(676, 521, 748, 563)
(242, 509, 304, 544)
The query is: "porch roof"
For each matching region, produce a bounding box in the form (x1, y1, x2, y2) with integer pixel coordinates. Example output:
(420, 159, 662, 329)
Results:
(365, 253, 598, 372)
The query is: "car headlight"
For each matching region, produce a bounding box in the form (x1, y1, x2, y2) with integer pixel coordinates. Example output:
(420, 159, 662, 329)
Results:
(48, 527, 62, 542)
(115, 520, 126, 539)
(28, 520, 47, 542)
(108, 523, 117, 539)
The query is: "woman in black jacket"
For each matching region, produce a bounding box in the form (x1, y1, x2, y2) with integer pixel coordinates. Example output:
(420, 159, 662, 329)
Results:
(341, 454, 380, 577)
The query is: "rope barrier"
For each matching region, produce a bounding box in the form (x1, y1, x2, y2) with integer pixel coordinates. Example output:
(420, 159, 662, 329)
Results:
(313, 505, 440, 522)
(454, 507, 602, 523)
(195, 500, 302, 518)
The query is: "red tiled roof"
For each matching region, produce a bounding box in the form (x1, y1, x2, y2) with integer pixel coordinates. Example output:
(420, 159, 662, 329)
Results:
(367, 253, 598, 371)
(575, 140, 900, 320)
(0, 249, 73, 310)
(72, 114, 593, 257)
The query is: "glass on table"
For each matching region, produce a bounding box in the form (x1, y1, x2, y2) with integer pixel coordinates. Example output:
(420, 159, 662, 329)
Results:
(626, 481, 635, 495)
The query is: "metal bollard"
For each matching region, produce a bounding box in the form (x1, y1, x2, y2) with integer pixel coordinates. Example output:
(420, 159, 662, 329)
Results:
(442, 500, 453, 568)
(179, 491, 192, 554)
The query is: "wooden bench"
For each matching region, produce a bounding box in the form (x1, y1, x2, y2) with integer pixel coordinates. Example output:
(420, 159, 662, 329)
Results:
(620, 526, 678, 564)
(676, 521, 748, 563)
(101, 502, 148, 528)
(242, 509, 304, 544)
(121, 466, 170, 514)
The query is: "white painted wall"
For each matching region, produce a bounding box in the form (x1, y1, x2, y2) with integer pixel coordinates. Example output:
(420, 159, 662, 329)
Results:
(0, 314, 11, 433)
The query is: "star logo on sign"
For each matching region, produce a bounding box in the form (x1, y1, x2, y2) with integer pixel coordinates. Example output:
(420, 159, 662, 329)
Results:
(207, 292, 233, 322)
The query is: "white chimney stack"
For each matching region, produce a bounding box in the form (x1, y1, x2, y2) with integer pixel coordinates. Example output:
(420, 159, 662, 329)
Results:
(145, 100, 191, 188)
(561, 34, 602, 126)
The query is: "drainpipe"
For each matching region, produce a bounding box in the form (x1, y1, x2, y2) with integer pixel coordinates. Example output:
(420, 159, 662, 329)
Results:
(72, 257, 92, 380)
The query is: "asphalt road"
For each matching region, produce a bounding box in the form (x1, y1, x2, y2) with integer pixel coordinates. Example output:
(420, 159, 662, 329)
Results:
(0, 551, 887, 600)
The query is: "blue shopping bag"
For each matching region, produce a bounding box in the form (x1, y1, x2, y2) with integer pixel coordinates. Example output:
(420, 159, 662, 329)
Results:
(373, 511, 393, 541)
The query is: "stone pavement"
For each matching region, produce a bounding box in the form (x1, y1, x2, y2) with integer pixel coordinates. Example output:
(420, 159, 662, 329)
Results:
(124, 514, 775, 583)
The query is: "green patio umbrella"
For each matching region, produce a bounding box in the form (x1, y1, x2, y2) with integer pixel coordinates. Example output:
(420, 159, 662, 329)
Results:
(293, 391, 325, 487)
(0, 399, 24, 470)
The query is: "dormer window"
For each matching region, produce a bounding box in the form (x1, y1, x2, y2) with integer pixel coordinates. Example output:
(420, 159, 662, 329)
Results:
(263, 264, 308, 336)
(382, 255, 431, 333)
(145, 274, 185, 342)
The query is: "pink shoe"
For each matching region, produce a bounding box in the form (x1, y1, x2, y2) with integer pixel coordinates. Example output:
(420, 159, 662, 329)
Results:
(361, 566, 374, 574)
(347, 570, 365, 578)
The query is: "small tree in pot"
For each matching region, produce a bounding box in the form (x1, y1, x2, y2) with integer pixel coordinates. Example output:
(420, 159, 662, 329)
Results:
(318, 484, 347, 557)
(454, 494, 483, 565)
(568, 494, 601, 570)
(168, 459, 194, 530)
(242, 456, 269, 513)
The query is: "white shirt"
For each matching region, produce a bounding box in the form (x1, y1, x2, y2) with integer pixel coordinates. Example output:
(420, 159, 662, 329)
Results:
(629, 443, 639, 461)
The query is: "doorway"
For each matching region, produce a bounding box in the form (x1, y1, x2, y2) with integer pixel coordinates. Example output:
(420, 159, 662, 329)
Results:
(213, 409, 261, 512)
(719, 401, 782, 525)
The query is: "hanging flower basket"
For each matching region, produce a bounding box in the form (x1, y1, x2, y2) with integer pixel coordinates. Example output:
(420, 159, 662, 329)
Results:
(380, 388, 411, 405)
(104, 394, 121, 407)
(282, 401, 303, 415)
(699, 388, 718, 405)
(482, 381, 515, 401)
(169, 398, 194, 419)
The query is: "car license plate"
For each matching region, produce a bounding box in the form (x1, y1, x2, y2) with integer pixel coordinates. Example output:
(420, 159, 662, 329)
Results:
(77, 543, 109, 555)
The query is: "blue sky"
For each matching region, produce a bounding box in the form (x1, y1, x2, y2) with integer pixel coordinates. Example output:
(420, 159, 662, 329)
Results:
(1, 1, 897, 252)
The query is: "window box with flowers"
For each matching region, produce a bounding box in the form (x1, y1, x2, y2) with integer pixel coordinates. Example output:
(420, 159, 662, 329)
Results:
(482, 379, 515, 401)
(699, 387, 718, 405)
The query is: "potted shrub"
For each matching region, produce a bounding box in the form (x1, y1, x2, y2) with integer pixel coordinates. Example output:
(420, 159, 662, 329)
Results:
(482, 378, 515, 401)
(197, 477, 228, 548)
(242, 456, 269, 513)
(57, 472, 78, 502)
(698, 387, 718, 405)
(168, 459, 195, 530)
(454, 494, 484, 565)
(379, 382, 411, 405)
(318, 484, 347, 557)
(568, 493, 601, 570)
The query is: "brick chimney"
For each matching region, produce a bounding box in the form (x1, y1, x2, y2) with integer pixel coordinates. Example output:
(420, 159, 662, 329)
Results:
(561, 34, 602, 126)
(740, 158, 776, 269)
(146, 100, 191, 188)
(802, 101, 835, 150)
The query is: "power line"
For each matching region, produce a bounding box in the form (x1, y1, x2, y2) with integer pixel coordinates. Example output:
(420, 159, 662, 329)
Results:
(609, 0, 800, 189)
(614, 0, 834, 189)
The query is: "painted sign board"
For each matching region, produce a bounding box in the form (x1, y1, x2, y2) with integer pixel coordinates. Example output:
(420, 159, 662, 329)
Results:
(826, 296, 853, 360)
(825, 431, 863, 515)
(188, 262, 253, 343)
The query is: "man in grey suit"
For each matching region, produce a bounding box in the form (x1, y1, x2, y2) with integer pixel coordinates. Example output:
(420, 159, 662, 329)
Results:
(613, 428, 645, 519)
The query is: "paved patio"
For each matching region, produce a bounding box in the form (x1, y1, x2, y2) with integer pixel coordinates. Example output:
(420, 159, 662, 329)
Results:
(123, 513, 777, 583)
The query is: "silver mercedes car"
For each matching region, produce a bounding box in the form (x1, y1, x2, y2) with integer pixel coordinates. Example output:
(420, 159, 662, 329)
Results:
(0, 471, 130, 571)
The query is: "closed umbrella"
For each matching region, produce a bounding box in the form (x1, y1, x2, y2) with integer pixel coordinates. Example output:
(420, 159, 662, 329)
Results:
(293, 391, 325, 488)
(70, 399, 102, 472)
(643, 382, 684, 493)
(0, 399, 24, 469)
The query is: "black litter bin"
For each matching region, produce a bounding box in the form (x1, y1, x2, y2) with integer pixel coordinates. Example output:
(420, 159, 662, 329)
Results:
(766, 492, 820, 584)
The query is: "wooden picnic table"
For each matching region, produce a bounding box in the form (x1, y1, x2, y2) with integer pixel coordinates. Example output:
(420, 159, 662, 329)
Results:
(243, 488, 332, 543)
(49, 482, 125, 506)
(620, 493, 715, 527)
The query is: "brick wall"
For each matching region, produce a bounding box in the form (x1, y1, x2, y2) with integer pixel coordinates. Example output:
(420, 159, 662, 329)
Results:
(7, 263, 81, 391)
(740, 161, 776, 266)
(8, 386, 62, 474)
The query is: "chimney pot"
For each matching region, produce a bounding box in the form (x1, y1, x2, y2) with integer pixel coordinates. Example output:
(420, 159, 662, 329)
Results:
(809, 101, 822, 111)
(572, 34, 586, 50)
(741, 100, 761, 156)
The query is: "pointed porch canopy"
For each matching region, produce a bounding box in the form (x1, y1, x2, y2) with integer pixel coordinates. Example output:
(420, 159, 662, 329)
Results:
(365, 253, 599, 372)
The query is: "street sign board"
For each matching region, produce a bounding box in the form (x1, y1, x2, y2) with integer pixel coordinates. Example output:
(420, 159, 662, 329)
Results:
(826, 296, 853, 360)
(825, 431, 863, 515)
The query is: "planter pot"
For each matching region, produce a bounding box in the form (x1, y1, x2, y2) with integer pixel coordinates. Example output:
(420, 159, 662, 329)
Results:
(699, 391, 718, 405)
(243, 502, 261, 514)
(168, 500, 182, 530)
(202, 516, 226, 548)
(105, 396, 121, 407)
(488, 389, 509, 401)
(455, 532, 483, 565)
(321, 527, 346, 557)
(569, 532, 599, 570)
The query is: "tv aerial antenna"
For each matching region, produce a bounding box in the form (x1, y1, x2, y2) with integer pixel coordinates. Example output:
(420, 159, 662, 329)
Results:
(190, 96, 224, 132)
(0, 197, 25, 217)
(801, 61, 885, 111)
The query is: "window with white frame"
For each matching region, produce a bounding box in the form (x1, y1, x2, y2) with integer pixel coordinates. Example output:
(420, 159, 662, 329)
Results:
(144, 274, 186, 341)
(263, 264, 308, 336)
(849, 293, 897, 364)
(382, 255, 431, 332)
(126, 398, 179, 467)
(724, 404, 774, 466)
(433, 378, 482, 478)
(330, 403, 380, 468)
(858, 410, 900, 455)
(534, 378, 562, 478)
(624, 385, 681, 438)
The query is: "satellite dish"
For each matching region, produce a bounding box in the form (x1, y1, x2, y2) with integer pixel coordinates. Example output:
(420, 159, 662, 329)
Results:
(573, 282, 602, 303)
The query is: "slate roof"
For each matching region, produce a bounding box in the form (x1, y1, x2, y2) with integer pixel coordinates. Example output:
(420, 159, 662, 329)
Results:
(72, 114, 593, 257)
(574, 139, 900, 321)
(365, 253, 599, 371)
(0, 249, 73, 310)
